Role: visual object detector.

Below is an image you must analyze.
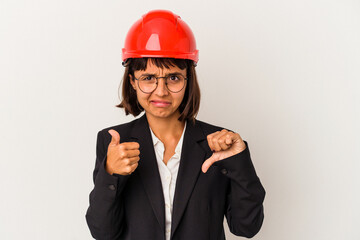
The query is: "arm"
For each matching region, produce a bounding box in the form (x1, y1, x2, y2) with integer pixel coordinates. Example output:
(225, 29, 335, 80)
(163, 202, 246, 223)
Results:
(214, 141, 266, 238)
(85, 130, 130, 239)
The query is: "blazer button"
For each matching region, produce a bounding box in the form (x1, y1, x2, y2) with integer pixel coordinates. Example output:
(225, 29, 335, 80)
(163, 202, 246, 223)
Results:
(108, 184, 116, 191)
(221, 168, 228, 175)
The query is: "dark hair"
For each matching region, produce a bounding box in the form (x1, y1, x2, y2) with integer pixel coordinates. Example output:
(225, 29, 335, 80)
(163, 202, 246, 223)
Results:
(116, 58, 201, 124)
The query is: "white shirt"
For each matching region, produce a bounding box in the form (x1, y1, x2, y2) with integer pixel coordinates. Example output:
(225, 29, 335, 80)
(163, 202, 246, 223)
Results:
(149, 121, 187, 240)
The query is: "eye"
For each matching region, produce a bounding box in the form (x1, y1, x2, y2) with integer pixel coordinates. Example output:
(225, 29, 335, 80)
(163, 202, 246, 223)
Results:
(141, 75, 155, 81)
(169, 75, 180, 81)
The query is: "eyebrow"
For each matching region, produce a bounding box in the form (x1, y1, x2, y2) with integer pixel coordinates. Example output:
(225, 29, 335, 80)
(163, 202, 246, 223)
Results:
(140, 72, 184, 77)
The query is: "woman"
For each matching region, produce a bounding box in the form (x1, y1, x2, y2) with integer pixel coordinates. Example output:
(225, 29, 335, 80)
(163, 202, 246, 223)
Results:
(86, 9, 265, 240)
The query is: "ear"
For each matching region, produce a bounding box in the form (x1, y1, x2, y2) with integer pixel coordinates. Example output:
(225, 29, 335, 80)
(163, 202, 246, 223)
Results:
(129, 74, 136, 90)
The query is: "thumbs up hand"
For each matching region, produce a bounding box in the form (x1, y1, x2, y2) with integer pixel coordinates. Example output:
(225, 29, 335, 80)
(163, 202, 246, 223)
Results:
(106, 129, 140, 176)
(201, 129, 247, 173)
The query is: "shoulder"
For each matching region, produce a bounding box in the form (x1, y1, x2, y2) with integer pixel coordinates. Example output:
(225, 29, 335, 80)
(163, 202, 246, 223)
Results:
(195, 118, 234, 135)
(100, 117, 138, 133)
(97, 117, 140, 141)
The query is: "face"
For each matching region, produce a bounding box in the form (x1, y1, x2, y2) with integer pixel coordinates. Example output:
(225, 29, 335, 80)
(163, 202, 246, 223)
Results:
(130, 59, 187, 120)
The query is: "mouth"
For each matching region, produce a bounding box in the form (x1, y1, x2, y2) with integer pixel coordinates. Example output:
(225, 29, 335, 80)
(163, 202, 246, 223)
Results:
(150, 100, 171, 107)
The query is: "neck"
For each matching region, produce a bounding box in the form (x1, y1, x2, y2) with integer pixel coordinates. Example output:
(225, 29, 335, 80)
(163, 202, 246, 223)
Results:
(145, 111, 186, 141)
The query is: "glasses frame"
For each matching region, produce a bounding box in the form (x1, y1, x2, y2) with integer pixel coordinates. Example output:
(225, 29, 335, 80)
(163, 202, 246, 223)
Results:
(133, 73, 188, 93)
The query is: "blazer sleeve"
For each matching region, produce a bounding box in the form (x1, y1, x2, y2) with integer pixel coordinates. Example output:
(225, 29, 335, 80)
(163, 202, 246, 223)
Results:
(85, 130, 130, 240)
(213, 140, 266, 238)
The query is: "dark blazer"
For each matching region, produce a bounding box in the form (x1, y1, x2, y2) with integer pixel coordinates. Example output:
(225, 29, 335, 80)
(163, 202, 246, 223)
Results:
(85, 113, 265, 240)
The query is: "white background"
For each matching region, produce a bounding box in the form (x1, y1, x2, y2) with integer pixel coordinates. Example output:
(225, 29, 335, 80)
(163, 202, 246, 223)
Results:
(1, 0, 359, 239)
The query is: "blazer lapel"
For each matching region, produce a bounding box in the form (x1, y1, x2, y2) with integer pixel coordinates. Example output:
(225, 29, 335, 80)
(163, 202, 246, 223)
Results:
(170, 118, 208, 238)
(130, 114, 165, 234)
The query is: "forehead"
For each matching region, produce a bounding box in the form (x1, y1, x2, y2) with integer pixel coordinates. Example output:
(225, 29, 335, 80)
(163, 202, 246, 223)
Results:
(136, 59, 186, 75)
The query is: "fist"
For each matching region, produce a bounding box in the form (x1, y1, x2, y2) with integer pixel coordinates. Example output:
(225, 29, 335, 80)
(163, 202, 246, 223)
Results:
(201, 129, 246, 173)
(106, 129, 140, 176)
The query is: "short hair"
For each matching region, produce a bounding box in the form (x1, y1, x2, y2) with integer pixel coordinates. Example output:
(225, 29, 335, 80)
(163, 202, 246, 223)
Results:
(116, 58, 201, 124)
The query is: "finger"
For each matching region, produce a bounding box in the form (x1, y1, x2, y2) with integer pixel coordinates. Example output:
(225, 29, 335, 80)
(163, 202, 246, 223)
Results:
(225, 134, 232, 145)
(120, 142, 140, 150)
(201, 153, 219, 173)
(218, 133, 234, 150)
(128, 156, 140, 165)
(207, 131, 220, 151)
(126, 149, 141, 158)
(226, 132, 242, 144)
(129, 162, 138, 174)
(211, 130, 228, 151)
(108, 129, 120, 147)
(207, 134, 214, 152)
(118, 148, 140, 158)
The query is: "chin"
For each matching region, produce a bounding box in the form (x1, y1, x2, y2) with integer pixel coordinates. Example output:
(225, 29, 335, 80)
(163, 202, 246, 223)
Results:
(152, 112, 172, 118)
(147, 108, 177, 118)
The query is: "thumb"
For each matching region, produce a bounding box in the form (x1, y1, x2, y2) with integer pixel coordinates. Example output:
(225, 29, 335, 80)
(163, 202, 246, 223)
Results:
(108, 129, 120, 147)
(201, 153, 219, 173)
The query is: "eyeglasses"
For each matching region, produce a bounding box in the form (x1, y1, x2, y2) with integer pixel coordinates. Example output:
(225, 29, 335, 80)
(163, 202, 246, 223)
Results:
(133, 73, 188, 93)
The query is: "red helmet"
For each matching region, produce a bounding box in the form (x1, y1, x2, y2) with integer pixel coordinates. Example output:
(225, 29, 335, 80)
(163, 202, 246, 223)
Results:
(122, 9, 199, 66)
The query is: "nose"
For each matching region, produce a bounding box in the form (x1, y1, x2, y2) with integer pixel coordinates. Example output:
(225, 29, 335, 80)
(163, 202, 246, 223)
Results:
(154, 78, 169, 96)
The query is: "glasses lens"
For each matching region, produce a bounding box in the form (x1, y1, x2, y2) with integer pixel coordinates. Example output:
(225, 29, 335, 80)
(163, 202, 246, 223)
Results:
(138, 75, 157, 93)
(166, 74, 185, 92)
